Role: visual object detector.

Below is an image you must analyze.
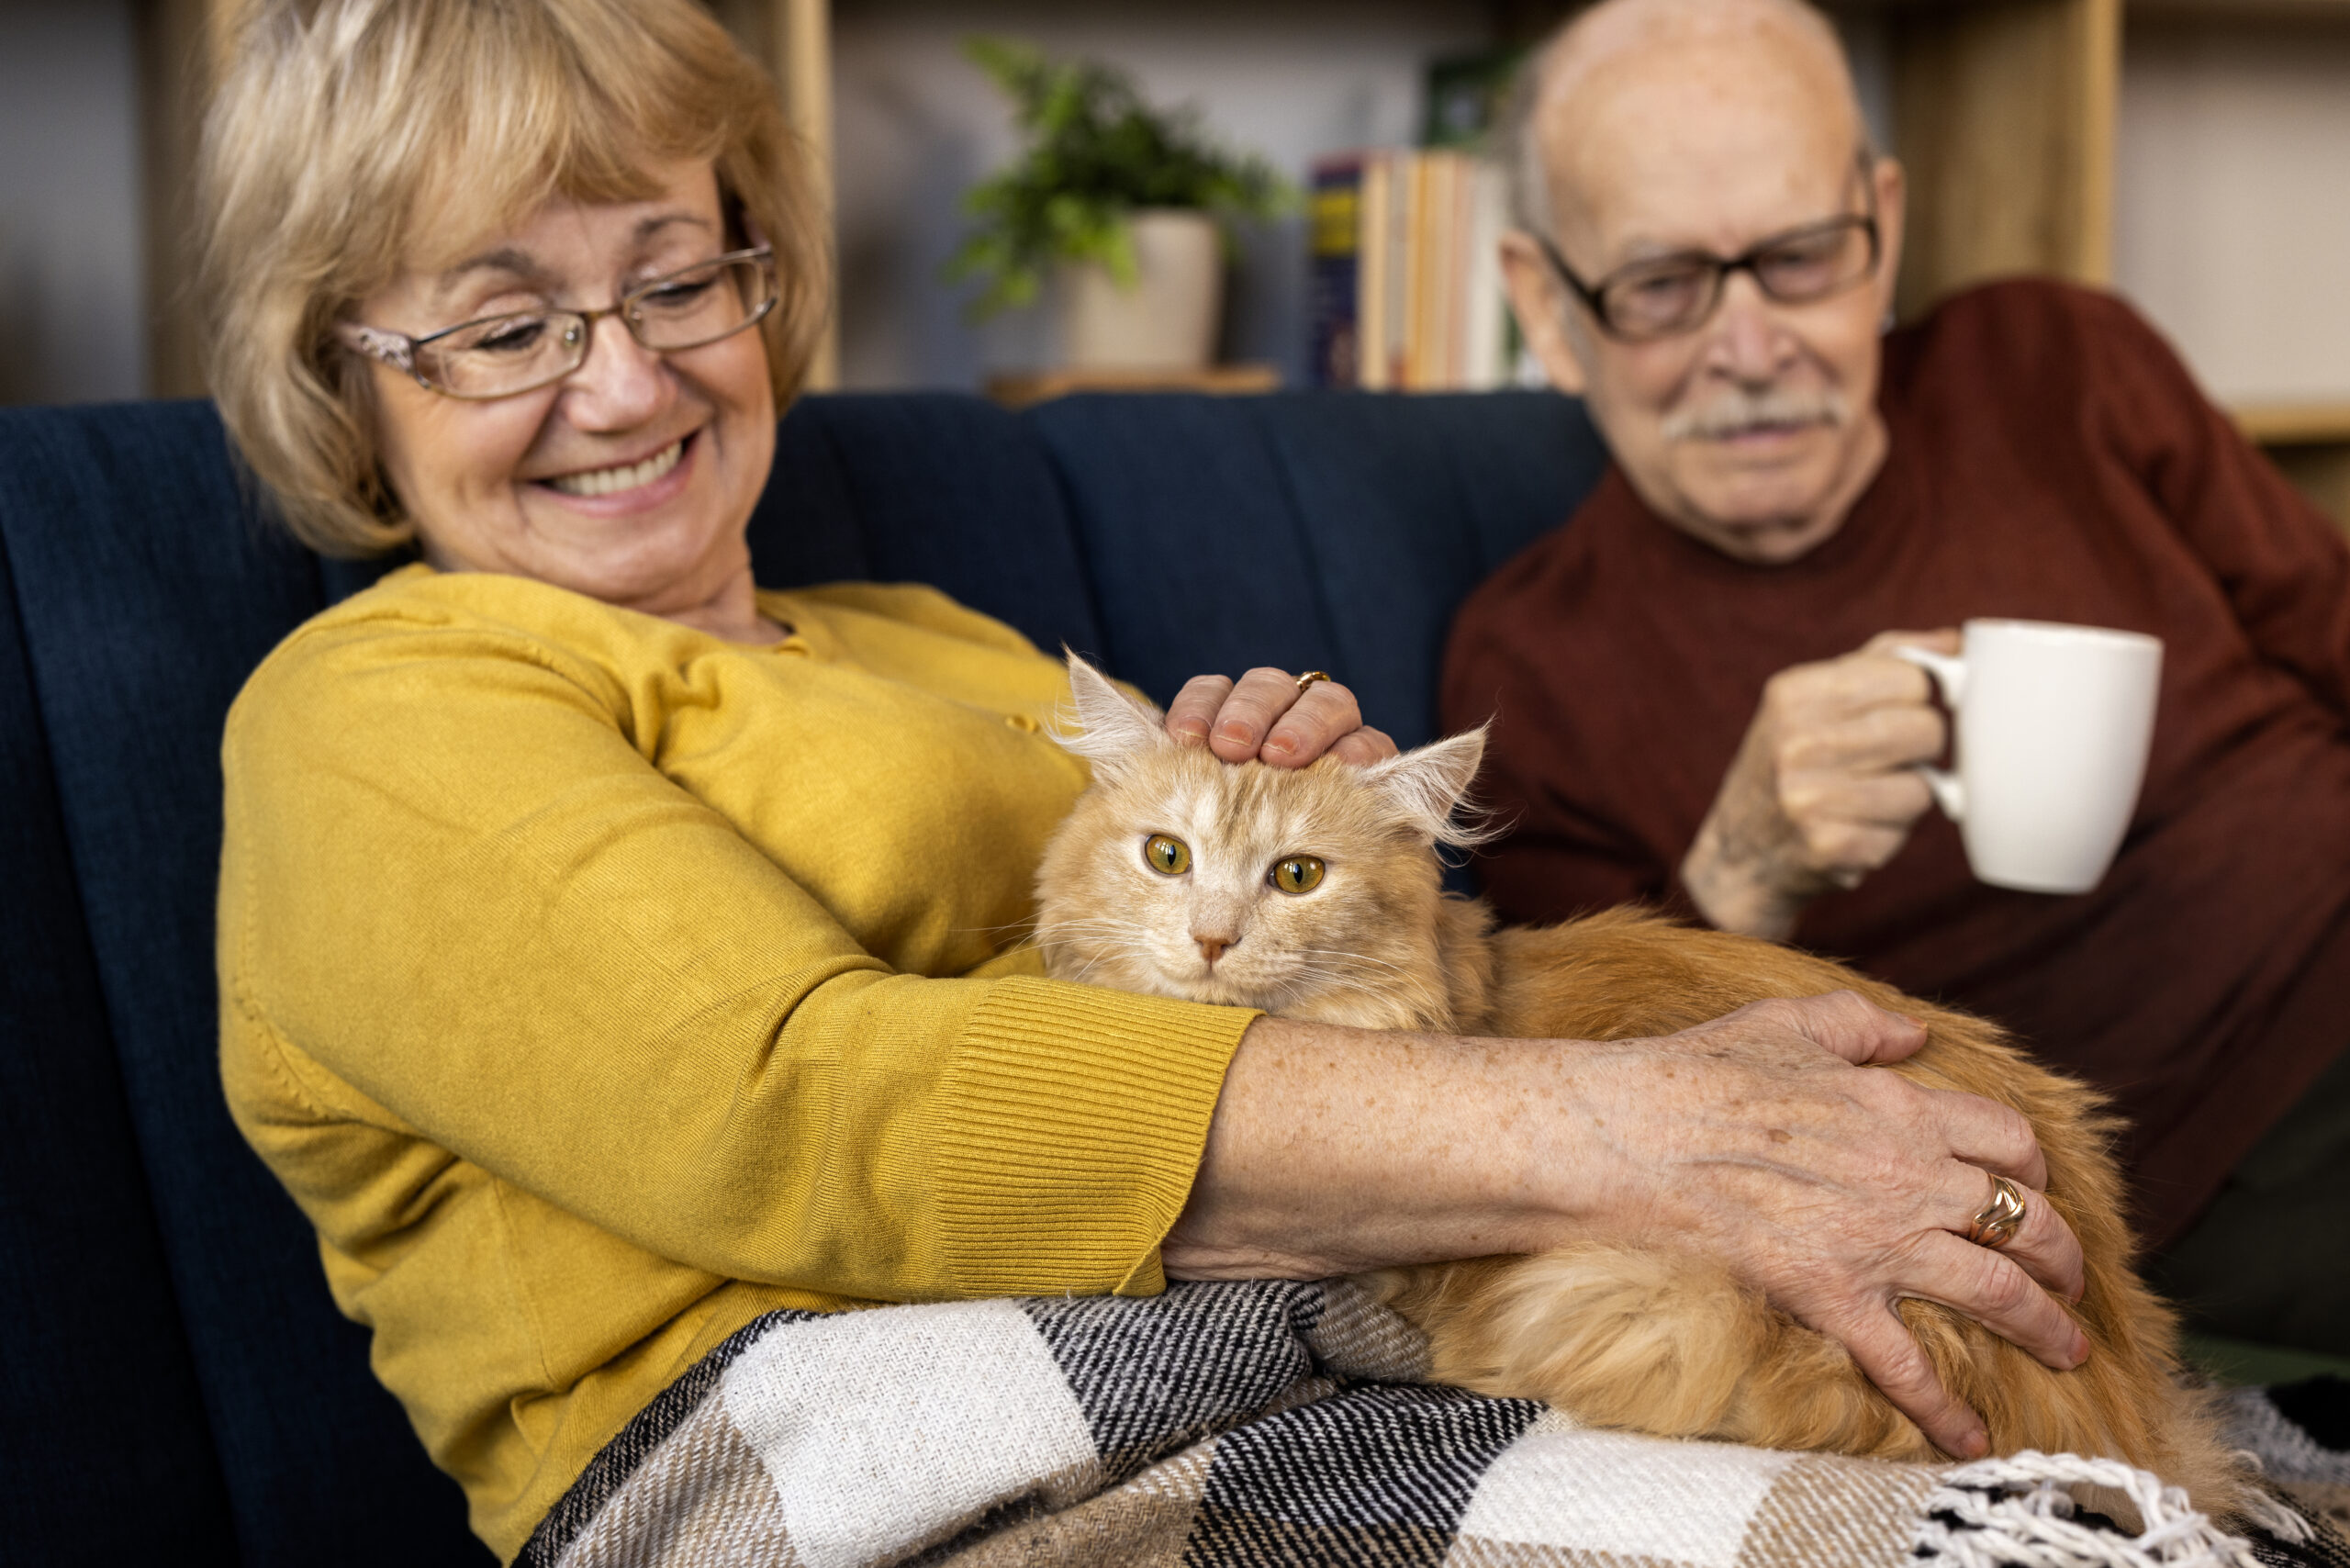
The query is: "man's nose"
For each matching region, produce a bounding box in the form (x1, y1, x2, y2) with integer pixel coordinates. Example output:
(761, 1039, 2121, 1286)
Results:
(561, 314, 671, 429)
(1708, 271, 1796, 383)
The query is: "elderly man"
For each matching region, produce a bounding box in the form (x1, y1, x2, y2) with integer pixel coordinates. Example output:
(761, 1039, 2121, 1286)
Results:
(1444, 0, 2350, 1356)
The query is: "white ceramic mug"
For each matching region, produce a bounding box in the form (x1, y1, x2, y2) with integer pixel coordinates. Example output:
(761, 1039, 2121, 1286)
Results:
(1892, 620, 2163, 895)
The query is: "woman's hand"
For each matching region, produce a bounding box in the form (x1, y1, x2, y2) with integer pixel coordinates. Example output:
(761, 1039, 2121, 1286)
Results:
(1163, 667, 1399, 767)
(1167, 991, 2086, 1462)
(1565, 992, 2087, 1460)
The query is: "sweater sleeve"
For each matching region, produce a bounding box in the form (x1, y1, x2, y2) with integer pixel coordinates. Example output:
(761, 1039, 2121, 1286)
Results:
(2086, 291, 2350, 724)
(219, 610, 1254, 1305)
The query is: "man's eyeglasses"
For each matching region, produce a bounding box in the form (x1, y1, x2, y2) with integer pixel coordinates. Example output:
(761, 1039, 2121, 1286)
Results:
(1533, 214, 1881, 342)
(337, 247, 778, 400)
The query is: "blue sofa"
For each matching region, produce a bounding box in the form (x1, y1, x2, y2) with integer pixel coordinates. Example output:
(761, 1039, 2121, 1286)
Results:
(0, 390, 1605, 1565)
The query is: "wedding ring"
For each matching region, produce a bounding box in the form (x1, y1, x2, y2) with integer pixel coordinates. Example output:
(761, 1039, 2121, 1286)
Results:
(1294, 670, 1332, 694)
(1964, 1174, 2030, 1251)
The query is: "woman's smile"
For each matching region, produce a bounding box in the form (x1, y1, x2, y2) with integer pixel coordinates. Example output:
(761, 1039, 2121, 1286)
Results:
(544, 432, 690, 500)
(534, 430, 696, 509)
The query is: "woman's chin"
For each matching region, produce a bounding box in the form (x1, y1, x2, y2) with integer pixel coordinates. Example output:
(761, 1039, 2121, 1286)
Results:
(511, 492, 751, 608)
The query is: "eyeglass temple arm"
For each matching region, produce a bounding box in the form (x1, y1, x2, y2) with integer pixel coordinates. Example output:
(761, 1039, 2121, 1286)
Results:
(1528, 231, 1616, 321)
(336, 322, 417, 375)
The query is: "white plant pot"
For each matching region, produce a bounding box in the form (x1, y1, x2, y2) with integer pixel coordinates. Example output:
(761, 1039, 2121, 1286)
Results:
(1058, 208, 1223, 371)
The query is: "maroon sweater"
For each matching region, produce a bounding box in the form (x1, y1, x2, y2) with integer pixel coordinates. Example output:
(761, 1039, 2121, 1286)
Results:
(1442, 280, 2350, 1246)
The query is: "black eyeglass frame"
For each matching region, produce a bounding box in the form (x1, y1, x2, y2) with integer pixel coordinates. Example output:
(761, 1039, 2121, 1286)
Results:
(1532, 187, 1884, 343)
(336, 245, 778, 400)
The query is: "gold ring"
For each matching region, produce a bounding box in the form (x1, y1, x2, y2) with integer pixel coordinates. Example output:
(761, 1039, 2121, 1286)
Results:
(1964, 1174, 2029, 1251)
(1294, 670, 1332, 694)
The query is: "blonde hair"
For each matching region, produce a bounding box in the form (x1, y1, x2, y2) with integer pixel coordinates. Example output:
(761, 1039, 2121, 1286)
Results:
(197, 0, 830, 556)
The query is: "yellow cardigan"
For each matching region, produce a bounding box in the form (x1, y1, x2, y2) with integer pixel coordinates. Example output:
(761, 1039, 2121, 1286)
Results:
(217, 564, 1257, 1562)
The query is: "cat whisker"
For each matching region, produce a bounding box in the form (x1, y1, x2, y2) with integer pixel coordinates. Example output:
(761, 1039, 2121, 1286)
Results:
(1292, 946, 1416, 977)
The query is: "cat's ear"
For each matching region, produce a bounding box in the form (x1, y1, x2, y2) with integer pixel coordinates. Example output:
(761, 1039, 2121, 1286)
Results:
(1361, 725, 1494, 848)
(1056, 651, 1172, 773)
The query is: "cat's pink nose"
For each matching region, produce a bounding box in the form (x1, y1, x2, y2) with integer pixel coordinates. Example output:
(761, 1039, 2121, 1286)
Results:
(1196, 935, 1234, 966)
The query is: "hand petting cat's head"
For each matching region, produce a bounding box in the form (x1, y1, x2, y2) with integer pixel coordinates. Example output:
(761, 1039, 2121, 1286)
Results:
(1034, 655, 1493, 1032)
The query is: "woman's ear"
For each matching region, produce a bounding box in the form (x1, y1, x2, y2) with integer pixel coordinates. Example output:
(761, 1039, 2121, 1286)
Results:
(1056, 652, 1171, 774)
(1362, 725, 1492, 847)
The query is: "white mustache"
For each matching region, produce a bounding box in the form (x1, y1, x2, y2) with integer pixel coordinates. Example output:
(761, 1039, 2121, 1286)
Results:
(1662, 386, 1848, 442)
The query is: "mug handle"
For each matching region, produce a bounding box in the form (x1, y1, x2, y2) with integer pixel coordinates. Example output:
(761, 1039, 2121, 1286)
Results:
(1889, 644, 1967, 821)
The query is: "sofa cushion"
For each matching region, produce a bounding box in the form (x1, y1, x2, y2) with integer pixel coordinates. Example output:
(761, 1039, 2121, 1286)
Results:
(0, 400, 484, 1566)
(1027, 389, 1605, 747)
(757, 392, 1106, 660)
(0, 510, 243, 1564)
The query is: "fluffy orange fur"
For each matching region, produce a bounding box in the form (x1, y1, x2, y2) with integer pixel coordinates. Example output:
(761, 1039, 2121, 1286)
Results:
(1037, 656, 2244, 1516)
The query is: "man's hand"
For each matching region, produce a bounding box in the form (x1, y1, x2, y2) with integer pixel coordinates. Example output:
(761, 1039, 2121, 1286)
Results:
(1682, 630, 1958, 939)
(1163, 667, 1400, 767)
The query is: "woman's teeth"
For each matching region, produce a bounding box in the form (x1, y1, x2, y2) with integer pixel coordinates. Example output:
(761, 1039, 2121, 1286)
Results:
(547, 438, 684, 498)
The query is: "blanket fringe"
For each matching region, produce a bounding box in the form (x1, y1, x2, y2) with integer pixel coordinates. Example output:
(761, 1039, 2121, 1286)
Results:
(1913, 1450, 2305, 1568)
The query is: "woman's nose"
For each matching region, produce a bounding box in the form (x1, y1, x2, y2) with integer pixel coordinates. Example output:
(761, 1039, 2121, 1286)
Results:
(560, 314, 672, 429)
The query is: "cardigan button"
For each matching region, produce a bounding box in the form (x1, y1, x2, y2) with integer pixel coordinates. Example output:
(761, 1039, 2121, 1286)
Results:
(1003, 712, 1040, 733)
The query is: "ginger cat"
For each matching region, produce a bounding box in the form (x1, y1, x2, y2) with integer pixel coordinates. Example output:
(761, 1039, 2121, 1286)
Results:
(1035, 655, 2242, 1516)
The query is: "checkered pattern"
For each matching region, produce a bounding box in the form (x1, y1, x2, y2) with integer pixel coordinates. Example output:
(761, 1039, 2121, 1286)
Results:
(516, 1281, 2342, 1568)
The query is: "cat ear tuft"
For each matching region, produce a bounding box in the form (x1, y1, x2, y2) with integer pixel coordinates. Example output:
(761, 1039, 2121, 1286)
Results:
(1054, 651, 1172, 772)
(1362, 725, 1496, 849)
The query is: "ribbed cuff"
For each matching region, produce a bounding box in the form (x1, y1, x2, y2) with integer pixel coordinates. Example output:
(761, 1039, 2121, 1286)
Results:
(934, 977, 1257, 1299)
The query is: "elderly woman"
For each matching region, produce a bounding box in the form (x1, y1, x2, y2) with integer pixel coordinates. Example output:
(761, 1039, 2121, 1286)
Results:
(205, 0, 2085, 1558)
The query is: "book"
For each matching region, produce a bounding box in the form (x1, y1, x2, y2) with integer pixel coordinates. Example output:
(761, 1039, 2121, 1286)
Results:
(1307, 156, 1364, 390)
(1308, 147, 1513, 391)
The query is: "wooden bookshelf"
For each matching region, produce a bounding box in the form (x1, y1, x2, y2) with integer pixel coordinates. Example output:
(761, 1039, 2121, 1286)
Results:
(2238, 406, 2350, 538)
(2234, 405, 2350, 449)
(1878, 0, 2121, 319)
(1830, 0, 2350, 526)
(126, 0, 2350, 512)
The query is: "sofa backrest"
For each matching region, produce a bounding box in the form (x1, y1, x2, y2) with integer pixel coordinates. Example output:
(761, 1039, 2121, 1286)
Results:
(0, 390, 1603, 1566)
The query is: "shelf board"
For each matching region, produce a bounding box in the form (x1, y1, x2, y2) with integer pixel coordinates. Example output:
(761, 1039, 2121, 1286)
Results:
(985, 364, 1282, 409)
(2128, 0, 2350, 17)
(2232, 403, 2350, 446)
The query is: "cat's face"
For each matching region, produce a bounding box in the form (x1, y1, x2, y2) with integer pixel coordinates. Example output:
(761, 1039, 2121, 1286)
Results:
(1034, 656, 1485, 1030)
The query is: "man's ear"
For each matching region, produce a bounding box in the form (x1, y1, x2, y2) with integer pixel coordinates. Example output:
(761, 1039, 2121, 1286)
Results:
(1500, 231, 1589, 397)
(1870, 154, 1908, 323)
(1056, 651, 1170, 773)
(1362, 725, 1492, 848)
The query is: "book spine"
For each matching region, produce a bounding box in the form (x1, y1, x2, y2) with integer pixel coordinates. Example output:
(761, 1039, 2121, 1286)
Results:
(1403, 151, 1433, 390)
(1307, 156, 1364, 389)
(1359, 152, 1393, 391)
(1462, 158, 1507, 389)
(1438, 151, 1457, 392)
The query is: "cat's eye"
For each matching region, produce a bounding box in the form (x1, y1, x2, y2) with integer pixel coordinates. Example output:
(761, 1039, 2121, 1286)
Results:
(1270, 855, 1326, 895)
(1143, 834, 1192, 876)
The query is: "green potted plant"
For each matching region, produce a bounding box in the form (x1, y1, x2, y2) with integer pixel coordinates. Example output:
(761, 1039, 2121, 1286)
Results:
(946, 38, 1292, 371)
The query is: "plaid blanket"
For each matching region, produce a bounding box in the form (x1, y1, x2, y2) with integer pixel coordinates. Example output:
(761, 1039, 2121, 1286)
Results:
(517, 1280, 2345, 1568)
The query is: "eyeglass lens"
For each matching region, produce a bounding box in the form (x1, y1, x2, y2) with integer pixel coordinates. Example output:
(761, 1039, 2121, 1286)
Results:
(415, 255, 774, 398)
(1600, 220, 1875, 340)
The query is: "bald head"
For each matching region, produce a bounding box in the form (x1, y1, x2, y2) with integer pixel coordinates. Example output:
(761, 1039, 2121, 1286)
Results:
(1506, 0, 1869, 236)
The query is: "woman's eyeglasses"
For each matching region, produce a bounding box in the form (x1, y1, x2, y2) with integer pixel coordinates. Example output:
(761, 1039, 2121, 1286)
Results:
(1535, 214, 1882, 342)
(337, 247, 777, 399)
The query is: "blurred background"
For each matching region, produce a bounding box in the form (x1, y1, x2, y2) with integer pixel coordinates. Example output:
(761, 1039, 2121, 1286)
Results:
(2, 0, 2344, 521)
